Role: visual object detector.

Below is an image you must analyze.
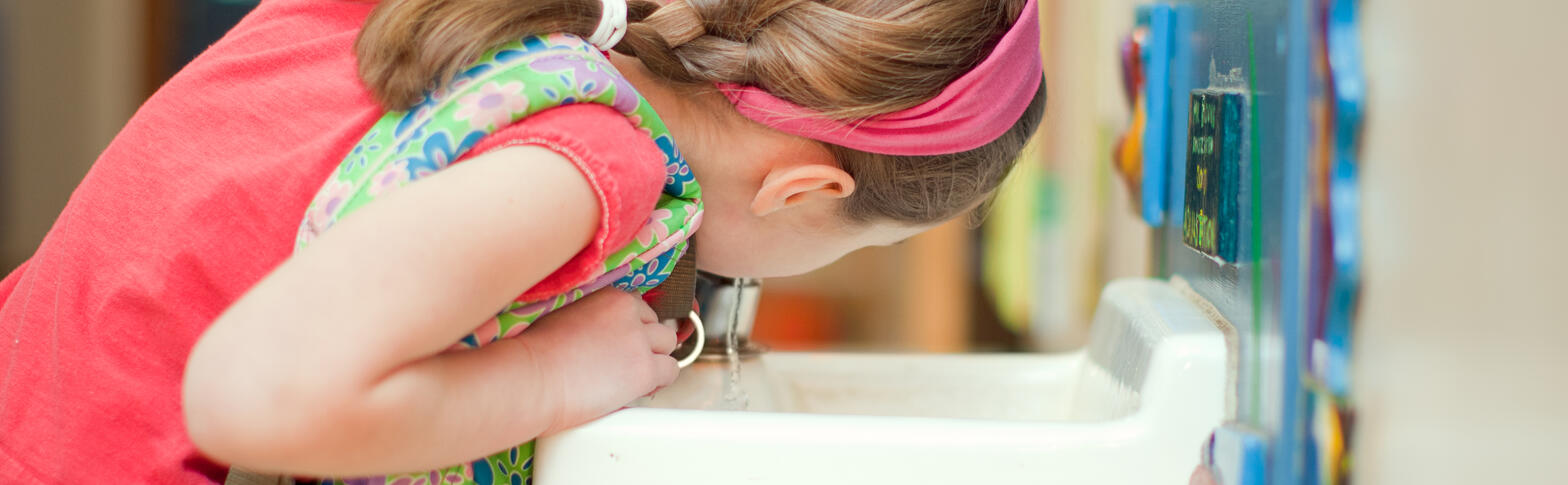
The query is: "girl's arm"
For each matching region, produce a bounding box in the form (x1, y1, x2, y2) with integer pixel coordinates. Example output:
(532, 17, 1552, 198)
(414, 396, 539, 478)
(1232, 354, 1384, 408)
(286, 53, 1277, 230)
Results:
(183, 146, 678, 476)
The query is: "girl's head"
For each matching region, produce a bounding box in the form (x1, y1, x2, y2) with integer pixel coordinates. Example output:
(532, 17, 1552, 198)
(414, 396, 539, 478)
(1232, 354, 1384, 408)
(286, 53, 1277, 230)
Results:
(358, 0, 1047, 277)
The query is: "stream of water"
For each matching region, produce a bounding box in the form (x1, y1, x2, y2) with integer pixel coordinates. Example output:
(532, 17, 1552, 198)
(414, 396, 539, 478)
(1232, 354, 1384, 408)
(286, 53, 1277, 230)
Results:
(719, 288, 750, 410)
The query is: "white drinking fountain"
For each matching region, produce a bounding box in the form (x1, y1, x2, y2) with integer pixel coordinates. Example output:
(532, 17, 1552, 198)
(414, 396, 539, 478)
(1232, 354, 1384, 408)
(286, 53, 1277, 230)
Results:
(535, 278, 1229, 484)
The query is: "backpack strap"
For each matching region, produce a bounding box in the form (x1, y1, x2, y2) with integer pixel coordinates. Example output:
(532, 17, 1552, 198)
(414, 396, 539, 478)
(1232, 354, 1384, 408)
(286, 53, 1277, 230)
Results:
(223, 469, 294, 485)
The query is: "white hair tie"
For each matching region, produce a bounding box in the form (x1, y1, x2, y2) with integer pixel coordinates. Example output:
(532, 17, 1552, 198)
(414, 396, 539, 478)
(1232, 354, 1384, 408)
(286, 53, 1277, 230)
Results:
(587, 0, 629, 51)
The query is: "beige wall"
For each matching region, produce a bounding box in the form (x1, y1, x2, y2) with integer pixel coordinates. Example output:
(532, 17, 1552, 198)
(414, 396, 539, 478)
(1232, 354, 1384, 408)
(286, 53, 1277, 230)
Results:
(0, 0, 146, 269)
(1355, 1, 1568, 483)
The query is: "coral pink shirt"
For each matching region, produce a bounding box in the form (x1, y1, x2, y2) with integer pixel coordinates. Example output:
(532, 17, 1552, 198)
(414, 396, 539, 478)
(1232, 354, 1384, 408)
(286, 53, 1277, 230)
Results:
(0, 0, 665, 483)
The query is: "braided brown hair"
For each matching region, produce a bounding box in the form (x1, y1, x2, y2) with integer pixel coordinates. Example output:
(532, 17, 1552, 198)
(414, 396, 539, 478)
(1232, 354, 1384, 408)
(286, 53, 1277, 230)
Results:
(357, 0, 1046, 225)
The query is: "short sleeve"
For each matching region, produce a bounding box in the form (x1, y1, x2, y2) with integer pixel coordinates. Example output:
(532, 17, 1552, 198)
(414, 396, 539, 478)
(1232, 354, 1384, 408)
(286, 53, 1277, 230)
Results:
(457, 103, 667, 301)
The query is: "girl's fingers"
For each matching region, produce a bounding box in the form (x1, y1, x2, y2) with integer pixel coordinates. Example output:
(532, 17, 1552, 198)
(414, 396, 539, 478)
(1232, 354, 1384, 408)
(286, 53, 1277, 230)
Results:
(644, 320, 677, 355)
(651, 355, 679, 386)
(631, 294, 659, 325)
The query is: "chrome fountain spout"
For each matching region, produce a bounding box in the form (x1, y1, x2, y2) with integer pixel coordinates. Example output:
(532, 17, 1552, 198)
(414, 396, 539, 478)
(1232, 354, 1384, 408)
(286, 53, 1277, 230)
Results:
(648, 272, 790, 412)
(692, 272, 764, 359)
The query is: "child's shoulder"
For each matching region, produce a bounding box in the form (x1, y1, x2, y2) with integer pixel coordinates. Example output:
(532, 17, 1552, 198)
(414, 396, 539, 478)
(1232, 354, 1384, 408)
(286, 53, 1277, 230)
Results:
(469, 104, 670, 301)
(468, 104, 668, 195)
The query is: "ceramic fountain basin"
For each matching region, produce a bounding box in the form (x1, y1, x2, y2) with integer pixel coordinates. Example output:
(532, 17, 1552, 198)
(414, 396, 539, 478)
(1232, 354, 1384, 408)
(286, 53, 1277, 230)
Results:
(535, 279, 1228, 485)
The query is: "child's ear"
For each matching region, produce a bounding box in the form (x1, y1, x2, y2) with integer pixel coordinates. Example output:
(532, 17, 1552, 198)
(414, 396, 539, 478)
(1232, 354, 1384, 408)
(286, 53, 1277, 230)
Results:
(750, 164, 857, 217)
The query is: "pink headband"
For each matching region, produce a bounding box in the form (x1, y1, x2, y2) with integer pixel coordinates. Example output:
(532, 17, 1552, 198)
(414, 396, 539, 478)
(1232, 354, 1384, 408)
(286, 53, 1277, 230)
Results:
(718, 0, 1043, 156)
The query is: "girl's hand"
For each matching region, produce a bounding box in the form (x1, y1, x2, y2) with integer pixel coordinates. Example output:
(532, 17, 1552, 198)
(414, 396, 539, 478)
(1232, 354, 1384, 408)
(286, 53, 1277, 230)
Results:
(521, 289, 679, 435)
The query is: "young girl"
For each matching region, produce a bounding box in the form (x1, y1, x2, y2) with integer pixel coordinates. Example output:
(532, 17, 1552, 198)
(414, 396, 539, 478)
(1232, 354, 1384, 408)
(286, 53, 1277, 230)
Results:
(0, 0, 1045, 483)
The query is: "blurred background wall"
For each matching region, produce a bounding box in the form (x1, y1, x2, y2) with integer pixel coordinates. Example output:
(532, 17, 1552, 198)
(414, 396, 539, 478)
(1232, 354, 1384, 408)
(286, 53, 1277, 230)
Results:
(1355, 1, 1568, 482)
